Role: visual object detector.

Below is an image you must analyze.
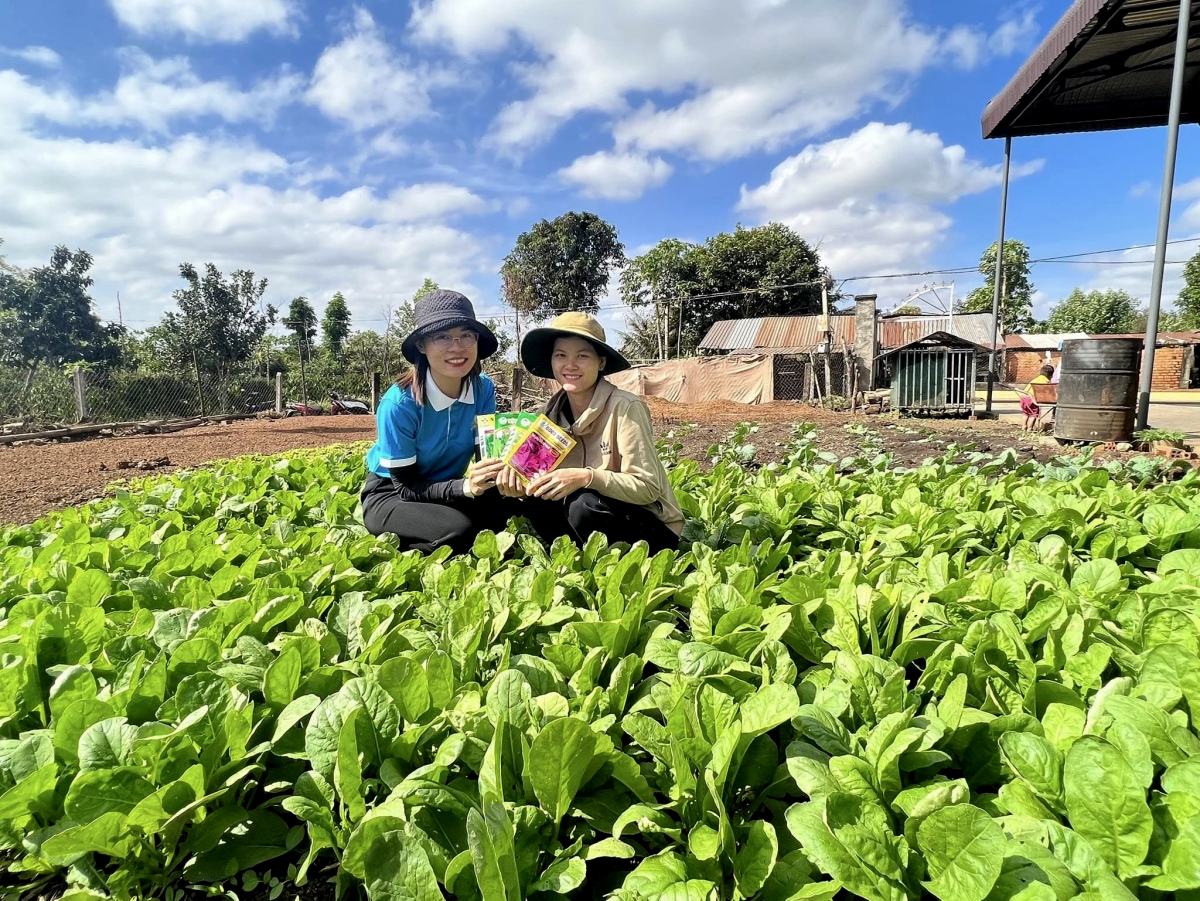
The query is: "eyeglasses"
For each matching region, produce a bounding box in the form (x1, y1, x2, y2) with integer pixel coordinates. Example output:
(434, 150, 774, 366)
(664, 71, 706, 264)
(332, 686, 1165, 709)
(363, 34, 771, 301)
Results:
(428, 331, 479, 351)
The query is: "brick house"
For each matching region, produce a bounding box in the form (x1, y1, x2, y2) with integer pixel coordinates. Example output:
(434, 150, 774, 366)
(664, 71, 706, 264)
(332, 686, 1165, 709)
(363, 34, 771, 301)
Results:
(1005, 332, 1200, 390)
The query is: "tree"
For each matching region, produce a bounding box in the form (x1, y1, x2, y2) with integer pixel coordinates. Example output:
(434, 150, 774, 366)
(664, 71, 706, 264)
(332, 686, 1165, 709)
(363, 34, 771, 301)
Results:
(1175, 247, 1200, 329)
(892, 304, 923, 316)
(321, 292, 352, 358)
(283, 296, 318, 361)
(157, 263, 274, 379)
(1042, 288, 1142, 334)
(620, 223, 825, 357)
(501, 212, 625, 322)
(958, 239, 1035, 335)
(619, 238, 694, 360)
(0, 245, 121, 375)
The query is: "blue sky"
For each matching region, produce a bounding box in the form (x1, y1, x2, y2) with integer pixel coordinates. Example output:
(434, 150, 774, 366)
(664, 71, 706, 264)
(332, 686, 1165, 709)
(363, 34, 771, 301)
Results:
(2, 0, 1198, 345)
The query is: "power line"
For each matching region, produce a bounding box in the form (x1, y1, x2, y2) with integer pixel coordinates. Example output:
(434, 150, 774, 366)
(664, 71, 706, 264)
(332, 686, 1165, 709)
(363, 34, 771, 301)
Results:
(96, 236, 1200, 330)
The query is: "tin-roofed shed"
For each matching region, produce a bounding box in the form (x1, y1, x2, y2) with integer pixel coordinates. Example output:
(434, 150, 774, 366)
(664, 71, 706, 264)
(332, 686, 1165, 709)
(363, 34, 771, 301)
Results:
(883, 332, 987, 415)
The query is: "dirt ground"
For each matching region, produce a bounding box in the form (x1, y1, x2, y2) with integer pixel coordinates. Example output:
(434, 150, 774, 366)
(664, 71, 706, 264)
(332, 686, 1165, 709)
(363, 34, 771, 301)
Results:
(0, 402, 1092, 526)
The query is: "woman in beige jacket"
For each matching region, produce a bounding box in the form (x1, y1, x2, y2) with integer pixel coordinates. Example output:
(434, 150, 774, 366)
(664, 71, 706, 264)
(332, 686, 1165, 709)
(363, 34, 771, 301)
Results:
(496, 312, 684, 553)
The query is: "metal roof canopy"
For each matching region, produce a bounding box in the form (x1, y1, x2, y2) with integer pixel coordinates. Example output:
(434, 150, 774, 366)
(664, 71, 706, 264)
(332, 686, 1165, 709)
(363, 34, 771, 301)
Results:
(981, 0, 1197, 430)
(983, 0, 1200, 139)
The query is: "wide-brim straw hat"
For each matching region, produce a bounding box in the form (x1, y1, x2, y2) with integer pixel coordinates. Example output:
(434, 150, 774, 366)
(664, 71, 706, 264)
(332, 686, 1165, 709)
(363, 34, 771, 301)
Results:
(521, 311, 631, 380)
(401, 289, 498, 363)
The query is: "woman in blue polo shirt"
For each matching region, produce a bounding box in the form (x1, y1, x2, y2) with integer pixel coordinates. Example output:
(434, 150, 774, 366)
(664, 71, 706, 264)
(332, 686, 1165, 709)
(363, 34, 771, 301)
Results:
(361, 290, 512, 553)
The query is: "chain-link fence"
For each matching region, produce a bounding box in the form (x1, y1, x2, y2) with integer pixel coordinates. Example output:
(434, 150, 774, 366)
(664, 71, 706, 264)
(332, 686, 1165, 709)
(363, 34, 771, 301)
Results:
(2, 357, 552, 436)
(0, 365, 77, 426)
(772, 354, 854, 404)
(85, 368, 276, 422)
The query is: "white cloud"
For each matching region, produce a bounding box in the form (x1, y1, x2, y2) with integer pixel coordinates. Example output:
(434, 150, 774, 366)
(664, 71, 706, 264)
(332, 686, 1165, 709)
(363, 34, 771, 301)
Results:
(414, 0, 1034, 160)
(737, 122, 1043, 276)
(307, 8, 434, 132)
(0, 51, 302, 132)
(0, 73, 494, 330)
(2, 46, 63, 68)
(557, 151, 672, 201)
(944, 10, 1040, 69)
(108, 0, 300, 42)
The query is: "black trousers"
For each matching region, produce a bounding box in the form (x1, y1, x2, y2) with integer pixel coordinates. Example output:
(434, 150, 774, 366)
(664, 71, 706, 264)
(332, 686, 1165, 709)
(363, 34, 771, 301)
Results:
(521, 489, 680, 555)
(360, 474, 523, 554)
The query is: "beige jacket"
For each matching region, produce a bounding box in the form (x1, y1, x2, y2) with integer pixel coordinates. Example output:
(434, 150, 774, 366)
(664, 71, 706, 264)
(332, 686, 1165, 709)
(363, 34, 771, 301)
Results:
(544, 379, 684, 535)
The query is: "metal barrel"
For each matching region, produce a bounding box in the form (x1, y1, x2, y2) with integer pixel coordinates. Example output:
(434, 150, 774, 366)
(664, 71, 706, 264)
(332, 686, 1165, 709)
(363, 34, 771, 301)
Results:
(1054, 338, 1141, 442)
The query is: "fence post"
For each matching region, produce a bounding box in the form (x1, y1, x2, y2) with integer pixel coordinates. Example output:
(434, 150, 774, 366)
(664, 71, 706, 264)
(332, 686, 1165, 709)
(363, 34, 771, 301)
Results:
(511, 367, 524, 412)
(371, 372, 382, 412)
(72, 368, 90, 423)
(275, 372, 283, 414)
(192, 350, 206, 417)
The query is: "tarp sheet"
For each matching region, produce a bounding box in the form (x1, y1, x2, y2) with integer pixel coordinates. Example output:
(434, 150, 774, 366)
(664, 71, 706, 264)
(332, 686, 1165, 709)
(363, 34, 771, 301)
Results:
(606, 355, 774, 404)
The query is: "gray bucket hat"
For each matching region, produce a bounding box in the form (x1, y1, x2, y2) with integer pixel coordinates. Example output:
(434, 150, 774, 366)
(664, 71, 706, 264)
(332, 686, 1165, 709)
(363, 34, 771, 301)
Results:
(401, 289, 498, 363)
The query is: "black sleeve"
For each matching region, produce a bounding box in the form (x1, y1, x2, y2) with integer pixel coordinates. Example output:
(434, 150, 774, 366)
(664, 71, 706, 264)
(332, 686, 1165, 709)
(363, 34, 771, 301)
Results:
(386, 464, 466, 503)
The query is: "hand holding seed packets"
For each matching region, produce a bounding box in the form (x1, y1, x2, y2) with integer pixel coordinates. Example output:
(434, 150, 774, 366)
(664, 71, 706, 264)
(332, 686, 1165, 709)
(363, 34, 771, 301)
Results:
(475, 412, 575, 484)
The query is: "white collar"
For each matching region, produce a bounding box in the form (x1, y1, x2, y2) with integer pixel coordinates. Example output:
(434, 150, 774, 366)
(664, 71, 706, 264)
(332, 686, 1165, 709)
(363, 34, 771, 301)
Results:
(425, 372, 474, 412)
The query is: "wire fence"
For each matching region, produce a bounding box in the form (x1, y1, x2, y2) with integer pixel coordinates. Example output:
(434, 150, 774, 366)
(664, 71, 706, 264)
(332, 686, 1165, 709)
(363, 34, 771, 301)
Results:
(0, 365, 77, 425)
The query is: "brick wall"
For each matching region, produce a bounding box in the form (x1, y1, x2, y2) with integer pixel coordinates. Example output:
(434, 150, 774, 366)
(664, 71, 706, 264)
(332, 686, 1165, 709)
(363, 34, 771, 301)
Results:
(1151, 346, 1186, 391)
(1007, 345, 1193, 389)
(1006, 350, 1060, 383)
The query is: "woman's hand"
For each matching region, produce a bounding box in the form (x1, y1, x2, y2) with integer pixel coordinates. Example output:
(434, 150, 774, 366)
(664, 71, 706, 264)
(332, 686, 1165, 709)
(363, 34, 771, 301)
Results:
(466, 459, 505, 496)
(528, 468, 593, 501)
(495, 465, 527, 498)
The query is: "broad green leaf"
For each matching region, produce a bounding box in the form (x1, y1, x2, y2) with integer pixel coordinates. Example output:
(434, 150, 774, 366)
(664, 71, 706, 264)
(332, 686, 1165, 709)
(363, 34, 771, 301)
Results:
(78, 718, 137, 771)
(1063, 736, 1152, 878)
(335, 707, 366, 825)
(527, 717, 597, 824)
(999, 733, 1063, 808)
(734, 820, 778, 899)
(916, 804, 1005, 901)
(64, 768, 156, 824)
(0, 762, 57, 819)
(363, 831, 443, 901)
(66, 570, 112, 607)
(263, 644, 301, 708)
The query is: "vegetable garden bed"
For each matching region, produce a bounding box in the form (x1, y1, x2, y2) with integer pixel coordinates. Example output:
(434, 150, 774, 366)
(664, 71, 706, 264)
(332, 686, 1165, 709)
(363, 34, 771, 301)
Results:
(1, 435, 1198, 901)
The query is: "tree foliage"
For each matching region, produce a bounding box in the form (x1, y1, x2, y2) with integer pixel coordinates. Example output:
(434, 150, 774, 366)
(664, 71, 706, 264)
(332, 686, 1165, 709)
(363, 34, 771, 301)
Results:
(1175, 247, 1200, 329)
(283, 296, 318, 360)
(502, 212, 625, 321)
(155, 263, 275, 377)
(620, 223, 825, 357)
(0, 245, 121, 369)
(321, 292, 352, 358)
(958, 239, 1035, 335)
(1042, 288, 1143, 335)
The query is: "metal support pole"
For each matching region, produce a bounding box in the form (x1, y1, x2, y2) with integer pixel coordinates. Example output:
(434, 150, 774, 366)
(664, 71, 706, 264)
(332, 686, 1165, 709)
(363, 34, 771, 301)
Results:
(986, 136, 1012, 414)
(1138, 0, 1191, 431)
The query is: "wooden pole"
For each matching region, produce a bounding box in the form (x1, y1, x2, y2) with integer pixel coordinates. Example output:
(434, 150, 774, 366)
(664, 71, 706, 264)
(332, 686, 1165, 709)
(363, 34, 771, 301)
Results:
(370, 372, 381, 412)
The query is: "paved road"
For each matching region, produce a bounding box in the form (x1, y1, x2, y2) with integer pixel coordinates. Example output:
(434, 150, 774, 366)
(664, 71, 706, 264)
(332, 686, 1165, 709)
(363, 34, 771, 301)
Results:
(992, 400, 1200, 440)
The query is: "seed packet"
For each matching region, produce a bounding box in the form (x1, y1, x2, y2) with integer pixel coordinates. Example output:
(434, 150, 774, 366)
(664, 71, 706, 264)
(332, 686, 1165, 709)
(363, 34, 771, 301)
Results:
(490, 412, 524, 459)
(475, 414, 495, 459)
(503, 414, 576, 484)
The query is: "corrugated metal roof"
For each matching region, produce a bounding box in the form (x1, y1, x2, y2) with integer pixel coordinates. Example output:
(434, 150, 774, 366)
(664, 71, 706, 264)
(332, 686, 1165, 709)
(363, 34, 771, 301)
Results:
(698, 315, 856, 354)
(1007, 331, 1200, 348)
(983, 0, 1200, 140)
(880, 313, 998, 350)
(1006, 332, 1090, 351)
(699, 312, 998, 354)
(1096, 331, 1200, 345)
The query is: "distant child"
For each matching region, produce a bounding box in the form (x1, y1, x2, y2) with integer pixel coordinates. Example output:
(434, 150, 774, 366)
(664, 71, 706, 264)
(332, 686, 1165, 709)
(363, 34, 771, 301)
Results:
(1021, 364, 1055, 432)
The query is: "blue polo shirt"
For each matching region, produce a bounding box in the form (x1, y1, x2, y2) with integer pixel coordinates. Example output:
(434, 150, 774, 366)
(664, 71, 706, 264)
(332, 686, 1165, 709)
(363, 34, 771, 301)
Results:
(366, 374, 496, 482)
